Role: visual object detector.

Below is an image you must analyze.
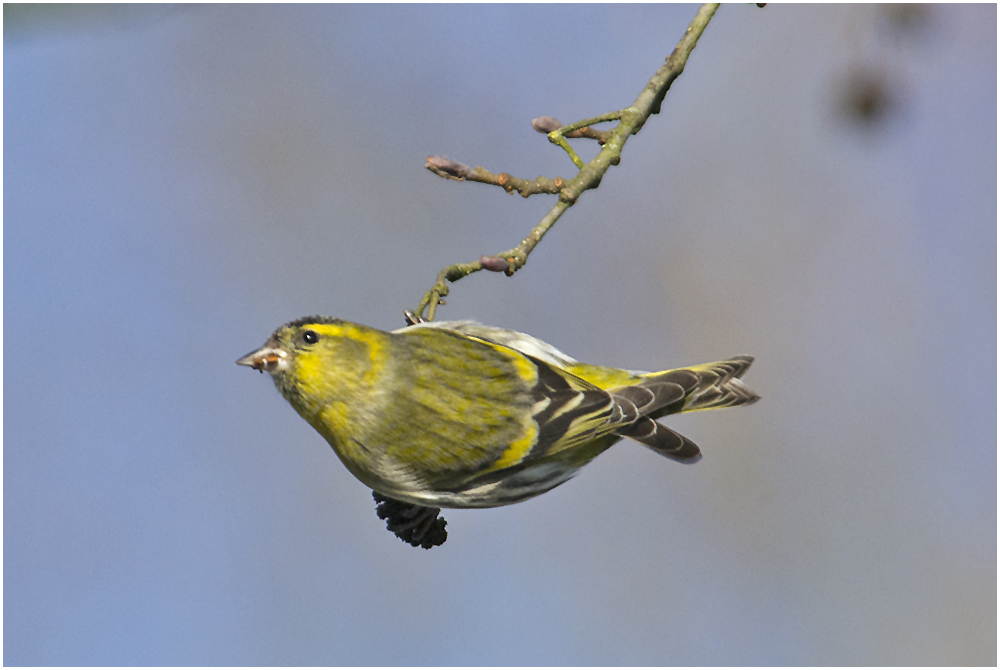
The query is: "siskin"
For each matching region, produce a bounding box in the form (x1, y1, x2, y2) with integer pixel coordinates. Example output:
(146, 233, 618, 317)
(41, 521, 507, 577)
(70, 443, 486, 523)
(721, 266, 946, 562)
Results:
(237, 317, 759, 509)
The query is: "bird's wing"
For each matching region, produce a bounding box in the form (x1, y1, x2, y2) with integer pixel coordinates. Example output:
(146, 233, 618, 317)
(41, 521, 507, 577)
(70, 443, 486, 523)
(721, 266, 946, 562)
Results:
(387, 328, 631, 483)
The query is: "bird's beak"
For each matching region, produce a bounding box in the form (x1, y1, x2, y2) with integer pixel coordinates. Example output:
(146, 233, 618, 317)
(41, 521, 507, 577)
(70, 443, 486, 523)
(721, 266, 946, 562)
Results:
(236, 344, 288, 374)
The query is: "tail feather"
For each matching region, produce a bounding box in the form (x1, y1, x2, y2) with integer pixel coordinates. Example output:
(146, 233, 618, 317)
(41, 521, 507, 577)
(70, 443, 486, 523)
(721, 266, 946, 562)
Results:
(660, 355, 759, 414)
(608, 355, 758, 462)
(612, 381, 685, 415)
(616, 416, 703, 463)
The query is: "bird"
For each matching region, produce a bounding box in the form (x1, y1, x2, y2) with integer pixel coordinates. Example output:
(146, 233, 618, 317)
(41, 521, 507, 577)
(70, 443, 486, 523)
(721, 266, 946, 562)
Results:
(237, 316, 759, 510)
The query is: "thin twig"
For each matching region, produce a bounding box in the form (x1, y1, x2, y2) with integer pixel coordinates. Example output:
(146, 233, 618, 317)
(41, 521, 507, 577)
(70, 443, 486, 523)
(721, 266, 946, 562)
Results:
(424, 156, 568, 198)
(532, 116, 614, 145)
(416, 3, 720, 320)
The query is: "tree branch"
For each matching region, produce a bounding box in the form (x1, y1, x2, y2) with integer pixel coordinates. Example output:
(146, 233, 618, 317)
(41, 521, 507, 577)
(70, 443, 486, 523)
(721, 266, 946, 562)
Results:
(416, 2, 721, 320)
(425, 155, 569, 198)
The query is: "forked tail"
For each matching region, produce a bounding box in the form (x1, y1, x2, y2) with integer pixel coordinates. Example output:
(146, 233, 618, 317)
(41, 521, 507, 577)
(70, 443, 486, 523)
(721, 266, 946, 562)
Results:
(609, 356, 759, 463)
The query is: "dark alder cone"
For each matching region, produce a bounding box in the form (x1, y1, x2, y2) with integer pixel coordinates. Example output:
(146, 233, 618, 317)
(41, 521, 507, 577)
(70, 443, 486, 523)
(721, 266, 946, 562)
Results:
(373, 491, 448, 549)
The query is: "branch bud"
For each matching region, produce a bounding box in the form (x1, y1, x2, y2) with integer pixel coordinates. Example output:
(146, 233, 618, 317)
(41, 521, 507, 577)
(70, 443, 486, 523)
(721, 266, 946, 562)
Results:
(532, 116, 563, 134)
(425, 155, 469, 180)
(480, 256, 511, 273)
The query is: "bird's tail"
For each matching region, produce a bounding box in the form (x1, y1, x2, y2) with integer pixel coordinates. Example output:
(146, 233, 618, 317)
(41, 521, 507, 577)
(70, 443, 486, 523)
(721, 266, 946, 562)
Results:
(656, 355, 760, 414)
(609, 356, 759, 463)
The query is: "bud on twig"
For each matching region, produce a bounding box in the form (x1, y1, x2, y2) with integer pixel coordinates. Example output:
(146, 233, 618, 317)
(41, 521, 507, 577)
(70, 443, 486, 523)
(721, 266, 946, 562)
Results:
(531, 116, 563, 134)
(480, 255, 511, 273)
(425, 155, 471, 180)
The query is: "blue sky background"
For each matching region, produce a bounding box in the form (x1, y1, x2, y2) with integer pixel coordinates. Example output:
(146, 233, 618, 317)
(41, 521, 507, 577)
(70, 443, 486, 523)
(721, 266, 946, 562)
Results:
(4, 4, 995, 665)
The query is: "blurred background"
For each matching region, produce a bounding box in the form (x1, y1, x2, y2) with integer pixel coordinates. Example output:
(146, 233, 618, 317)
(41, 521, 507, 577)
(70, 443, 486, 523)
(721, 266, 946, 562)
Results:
(4, 4, 995, 665)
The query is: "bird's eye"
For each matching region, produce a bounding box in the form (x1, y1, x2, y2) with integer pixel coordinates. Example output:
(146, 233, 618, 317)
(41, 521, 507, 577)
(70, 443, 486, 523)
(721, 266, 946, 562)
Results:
(302, 330, 319, 345)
